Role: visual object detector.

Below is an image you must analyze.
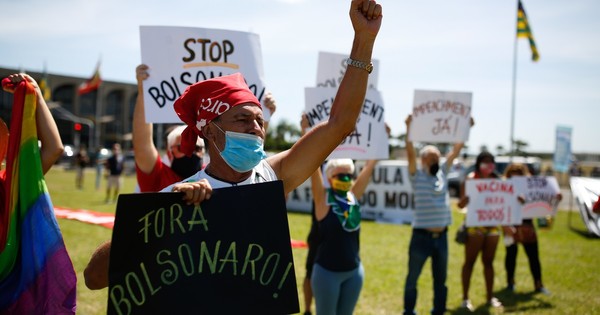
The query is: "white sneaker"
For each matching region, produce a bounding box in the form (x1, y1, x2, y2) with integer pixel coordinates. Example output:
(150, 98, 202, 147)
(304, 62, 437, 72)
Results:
(461, 299, 474, 312)
(488, 297, 503, 308)
(536, 287, 551, 295)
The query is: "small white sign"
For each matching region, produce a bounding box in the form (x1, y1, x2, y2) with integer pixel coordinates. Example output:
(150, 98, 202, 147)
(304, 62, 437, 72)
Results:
(304, 87, 388, 160)
(140, 26, 266, 123)
(512, 176, 561, 218)
(409, 89, 472, 143)
(465, 178, 522, 227)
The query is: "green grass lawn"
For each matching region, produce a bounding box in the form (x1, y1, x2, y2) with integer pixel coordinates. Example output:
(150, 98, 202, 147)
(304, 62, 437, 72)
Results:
(46, 167, 600, 314)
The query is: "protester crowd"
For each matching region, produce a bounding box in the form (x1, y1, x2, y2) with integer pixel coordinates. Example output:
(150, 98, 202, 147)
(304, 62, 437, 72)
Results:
(1, 1, 575, 314)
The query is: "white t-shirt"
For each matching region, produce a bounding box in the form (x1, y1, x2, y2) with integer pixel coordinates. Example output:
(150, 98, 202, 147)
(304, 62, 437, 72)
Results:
(160, 160, 277, 192)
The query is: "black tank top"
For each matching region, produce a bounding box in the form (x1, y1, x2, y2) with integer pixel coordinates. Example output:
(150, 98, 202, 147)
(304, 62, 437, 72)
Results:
(314, 206, 360, 272)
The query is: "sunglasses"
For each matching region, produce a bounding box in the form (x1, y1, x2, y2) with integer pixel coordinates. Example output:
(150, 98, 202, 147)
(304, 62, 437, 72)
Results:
(333, 173, 354, 181)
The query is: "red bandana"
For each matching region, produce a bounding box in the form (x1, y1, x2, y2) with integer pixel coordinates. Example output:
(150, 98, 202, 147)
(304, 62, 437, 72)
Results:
(173, 73, 261, 156)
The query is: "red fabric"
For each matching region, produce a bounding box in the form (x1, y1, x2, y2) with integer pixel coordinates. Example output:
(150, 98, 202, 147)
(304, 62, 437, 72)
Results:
(593, 196, 600, 214)
(173, 73, 260, 156)
(135, 155, 182, 192)
(0, 78, 26, 250)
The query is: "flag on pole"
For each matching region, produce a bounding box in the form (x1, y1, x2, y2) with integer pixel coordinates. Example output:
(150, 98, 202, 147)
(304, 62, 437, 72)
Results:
(517, 0, 540, 61)
(38, 66, 52, 102)
(78, 61, 102, 95)
(0, 78, 77, 313)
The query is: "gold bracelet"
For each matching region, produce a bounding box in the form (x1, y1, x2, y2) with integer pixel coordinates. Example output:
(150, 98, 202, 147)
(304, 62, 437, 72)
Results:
(346, 58, 373, 74)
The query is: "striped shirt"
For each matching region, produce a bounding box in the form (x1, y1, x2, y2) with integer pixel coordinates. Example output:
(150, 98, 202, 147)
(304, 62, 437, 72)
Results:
(409, 161, 452, 228)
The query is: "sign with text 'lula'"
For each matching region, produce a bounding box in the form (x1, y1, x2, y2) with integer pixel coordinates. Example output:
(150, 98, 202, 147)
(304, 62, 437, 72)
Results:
(409, 90, 472, 143)
(304, 87, 389, 160)
(107, 181, 299, 315)
(465, 178, 522, 227)
(316, 51, 380, 90)
(287, 161, 414, 224)
(140, 26, 266, 123)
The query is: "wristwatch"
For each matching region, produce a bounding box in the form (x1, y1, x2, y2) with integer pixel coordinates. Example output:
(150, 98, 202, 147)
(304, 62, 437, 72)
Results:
(346, 58, 373, 74)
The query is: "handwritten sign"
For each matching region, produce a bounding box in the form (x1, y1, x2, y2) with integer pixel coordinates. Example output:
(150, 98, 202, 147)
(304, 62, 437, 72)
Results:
(409, 90, 472, 143)
(107, 181, 299, 315)
(553, 125, 572, 173)
(316, 51, 379, 90)
(465, 178, 521, 227)
(304, 87, 388, 160)
(140, 26, 266, 123)
(287, 161, 414, 224)
(512, 176, 560, 219)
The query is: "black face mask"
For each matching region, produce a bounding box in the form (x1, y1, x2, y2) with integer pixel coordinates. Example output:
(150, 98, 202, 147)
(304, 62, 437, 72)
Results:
(171, 155, 202, 179)
(429, 163, 440, 176)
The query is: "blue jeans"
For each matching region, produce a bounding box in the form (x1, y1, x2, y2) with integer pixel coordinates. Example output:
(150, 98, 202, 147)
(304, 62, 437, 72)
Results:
(403, 229, 448, 315)
(312, 263, 364, 315)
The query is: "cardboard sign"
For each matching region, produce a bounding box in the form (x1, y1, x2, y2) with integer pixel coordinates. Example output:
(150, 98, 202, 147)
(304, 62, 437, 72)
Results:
(304, 87, 388, 160)
(553, 125, 572, 173)
(140, 26, 266, 123)
(409, 90, 472, 143)
(315, 51, 380, 90)
(107, 181, 299, 315)
(465, 178, 521, 227)
(512, 176, 561, 218)
(287, 161, 414, 224)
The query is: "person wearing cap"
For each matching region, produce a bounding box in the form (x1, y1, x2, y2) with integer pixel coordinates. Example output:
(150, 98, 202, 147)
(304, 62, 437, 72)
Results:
(83, 0, 383, 291)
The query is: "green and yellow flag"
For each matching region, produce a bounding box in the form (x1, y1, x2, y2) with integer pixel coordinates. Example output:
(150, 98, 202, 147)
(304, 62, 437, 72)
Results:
(517, 0, 540, 61)
(38, 71, 51, 102)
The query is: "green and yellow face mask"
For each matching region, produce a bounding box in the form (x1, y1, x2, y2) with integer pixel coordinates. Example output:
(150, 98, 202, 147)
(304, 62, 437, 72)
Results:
(331, 173, 353, 193)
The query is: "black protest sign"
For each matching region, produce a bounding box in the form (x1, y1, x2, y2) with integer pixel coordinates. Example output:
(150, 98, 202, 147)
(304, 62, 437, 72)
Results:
(107, 180, 299, 315)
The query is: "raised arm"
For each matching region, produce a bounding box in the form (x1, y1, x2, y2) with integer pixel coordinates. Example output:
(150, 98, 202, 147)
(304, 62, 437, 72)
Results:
(262, 92, 276, 132)
(405, 115, 417, 176)
(132, 64, 159, 173)
(444, 117, 473, 170)
(2, 74, 63, 174)
(310, 166, 329, 221)
(351, 160, 377, 199)
(268, 0, 383, 195)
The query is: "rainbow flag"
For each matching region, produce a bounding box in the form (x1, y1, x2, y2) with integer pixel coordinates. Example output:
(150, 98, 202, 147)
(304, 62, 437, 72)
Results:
(0, 79, 76, 313)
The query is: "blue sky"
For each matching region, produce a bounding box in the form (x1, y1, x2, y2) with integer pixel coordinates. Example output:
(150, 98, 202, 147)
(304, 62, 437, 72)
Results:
(1, 0, 598, 154)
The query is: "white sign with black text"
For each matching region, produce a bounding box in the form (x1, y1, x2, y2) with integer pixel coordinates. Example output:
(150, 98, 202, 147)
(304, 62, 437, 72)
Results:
(409, 90, 472, 143)
(304, 88, 388, 160)
(140, 26, 266, 123)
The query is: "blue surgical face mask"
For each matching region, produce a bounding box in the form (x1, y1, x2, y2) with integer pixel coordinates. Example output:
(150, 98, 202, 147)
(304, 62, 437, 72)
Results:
(213, 123, 267, 172)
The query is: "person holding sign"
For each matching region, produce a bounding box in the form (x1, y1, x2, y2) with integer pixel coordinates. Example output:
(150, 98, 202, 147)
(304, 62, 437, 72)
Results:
(84, 0, 383, 294)
(163, 0, 382, 202)
(403, 114, 469, 315)
(133, 64, 278, 192)
(502, 163, 559, 295)
(457, 151, 503, 310)
(308, 158, 377, 315)
(133, 64, 206, 192)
